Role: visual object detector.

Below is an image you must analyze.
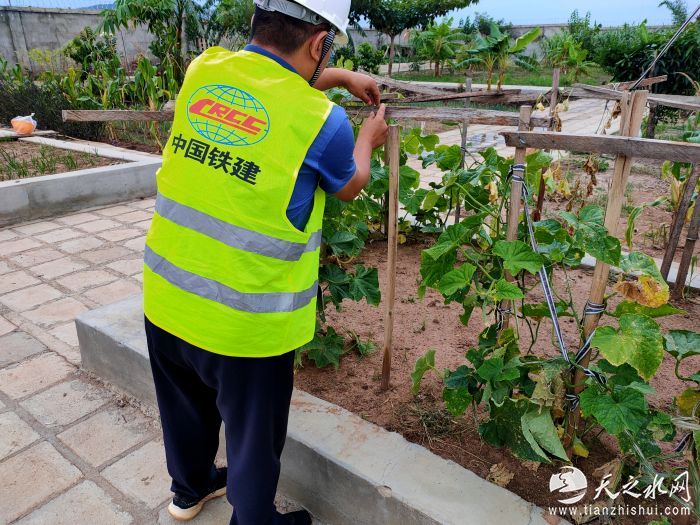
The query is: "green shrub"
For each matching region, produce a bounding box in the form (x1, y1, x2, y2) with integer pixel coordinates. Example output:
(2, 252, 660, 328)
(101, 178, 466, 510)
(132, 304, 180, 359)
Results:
(64, 27, 119, 75)
(0, 79, 104, 140)
(355, 43, 384, 74)
(593, 21, 700, 97)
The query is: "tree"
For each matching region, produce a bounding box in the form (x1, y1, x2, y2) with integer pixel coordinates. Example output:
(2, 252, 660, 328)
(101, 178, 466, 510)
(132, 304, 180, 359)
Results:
(659, 0, 688, 26)
(206, 0, 255, 50)
(411, 18, 464, 77)
(350, 0, 477, 76)
(101, 0, 209, 82)
(462, 23, 541, 90)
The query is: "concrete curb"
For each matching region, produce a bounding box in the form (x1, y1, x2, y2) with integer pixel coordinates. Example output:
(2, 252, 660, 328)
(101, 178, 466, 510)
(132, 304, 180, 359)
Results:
(76, 296, 569, 525)
(0, 159, 160, 226)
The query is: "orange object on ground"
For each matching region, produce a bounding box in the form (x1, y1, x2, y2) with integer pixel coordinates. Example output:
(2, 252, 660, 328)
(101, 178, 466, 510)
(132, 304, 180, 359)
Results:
(10, 113, 37, 135)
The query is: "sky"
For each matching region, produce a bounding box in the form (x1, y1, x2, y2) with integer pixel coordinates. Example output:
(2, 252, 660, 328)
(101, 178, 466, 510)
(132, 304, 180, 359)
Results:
(448, 0, 678, 26)
(0, 0, 681, 26)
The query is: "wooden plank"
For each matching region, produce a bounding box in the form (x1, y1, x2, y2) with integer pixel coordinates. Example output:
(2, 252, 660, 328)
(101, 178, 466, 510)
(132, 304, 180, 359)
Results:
(610, 75, 668, 90)
(63, 109, 174, 122)
(672, 185, 700, 300)
(400, 89, 520, 104)
(500, 106, 532, 331)
(500, 131, 700, 164)
(366, 73, 446, 96)
(351, 106, 551, 127)
(381, 124, 400, 391)
(661, 165, 700, 279)
(648, 95, 700, 112)
(564, 90, 649, 456)
(565, 84, 700, 111)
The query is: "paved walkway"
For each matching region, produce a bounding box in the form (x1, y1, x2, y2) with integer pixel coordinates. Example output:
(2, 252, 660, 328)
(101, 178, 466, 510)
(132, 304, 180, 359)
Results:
(0, 201, 301, 524)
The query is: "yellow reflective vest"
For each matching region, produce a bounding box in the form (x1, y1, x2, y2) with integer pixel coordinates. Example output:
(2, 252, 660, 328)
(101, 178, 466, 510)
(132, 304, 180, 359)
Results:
(143, 47, 334, 357)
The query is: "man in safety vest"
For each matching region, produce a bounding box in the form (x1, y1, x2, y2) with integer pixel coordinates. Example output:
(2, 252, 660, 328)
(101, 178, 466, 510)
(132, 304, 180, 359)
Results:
(143, 0, 388, 523)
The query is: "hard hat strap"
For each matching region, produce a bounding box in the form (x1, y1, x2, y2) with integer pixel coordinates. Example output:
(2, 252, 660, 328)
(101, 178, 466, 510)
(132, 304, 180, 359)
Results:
(309, 28, 336, 87)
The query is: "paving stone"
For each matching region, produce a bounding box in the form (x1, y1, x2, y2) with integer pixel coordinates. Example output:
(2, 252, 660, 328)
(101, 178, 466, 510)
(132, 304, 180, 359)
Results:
(81, 246, 133, 264)
(131, 198, 156, 209)
(74, 219, 121, 234)
(132, 273, 143, 283)
(83, 280, 141, 305)
(0, 331, 45, 367)
(132, 219, 152, 230)
(0, 261, 13, 275)
(123, 236, 146, 252)
(113, 210, 152, 223)
(34, 228, 83, 244)
(0, 399, 4, 410)
(13, 221, 60, 236)
(0, 316, 16, 336)
(48, 322, 79, 347)
(56, 270, 116, 292)
(0, 270, 40, 294)
(0, 411, 39, 460)
(0, 353, 73, 398)
(57, 212, 101, 226)
(9, 247, 64, 267)
(96, 205, 136, 217)
(59, 405, 154, 467)
(31, 257, 89, 279)
(101, 439, 171, 508)
(0, 229, 18, 242)
(21, 379, 110, 427)
(23, 297, 88, 328)
(106, 258, 143, 276)
(96, 228, 143, 242)
(0, 284, 63, 312)
(0, 441, 82, 523)
(58, 236, 105, 254)
(1, 238, 42, 256)
(14, 480, 133, 525)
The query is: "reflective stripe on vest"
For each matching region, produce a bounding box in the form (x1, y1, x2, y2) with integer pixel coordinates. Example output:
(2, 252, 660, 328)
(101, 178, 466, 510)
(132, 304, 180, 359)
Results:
(145, 246, 318, 313)
(155, 194, 322, 261)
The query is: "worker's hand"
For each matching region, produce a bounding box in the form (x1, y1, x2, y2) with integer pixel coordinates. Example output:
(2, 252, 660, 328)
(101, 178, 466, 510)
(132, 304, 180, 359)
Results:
(357, 104, 388, 150)
(343, 71, 381, 106)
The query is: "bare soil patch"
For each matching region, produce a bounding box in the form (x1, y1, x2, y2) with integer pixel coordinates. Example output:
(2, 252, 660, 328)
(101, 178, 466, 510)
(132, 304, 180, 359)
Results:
(0, 140, 121, 181)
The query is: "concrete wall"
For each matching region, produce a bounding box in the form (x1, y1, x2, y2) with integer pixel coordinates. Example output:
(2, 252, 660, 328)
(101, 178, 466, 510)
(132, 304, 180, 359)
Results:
(0, 7, 153, 72)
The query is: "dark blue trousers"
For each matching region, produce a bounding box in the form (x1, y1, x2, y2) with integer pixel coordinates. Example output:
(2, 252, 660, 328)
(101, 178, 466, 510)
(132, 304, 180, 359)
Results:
(145, 316, 295, 525)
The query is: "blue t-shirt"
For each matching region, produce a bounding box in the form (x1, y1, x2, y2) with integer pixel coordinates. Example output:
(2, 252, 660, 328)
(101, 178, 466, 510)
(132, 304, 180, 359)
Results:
(244, 44, 356, 231)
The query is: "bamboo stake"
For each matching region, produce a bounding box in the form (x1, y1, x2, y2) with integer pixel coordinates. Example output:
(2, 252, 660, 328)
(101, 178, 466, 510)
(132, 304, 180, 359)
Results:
(454, 76, 473, 225)
(499, 105, 532, 331)
(534, 68, 560, 222)
(564, 90, 648, 454)
(661, 165, 700, 280)
(672, 186, 700, 301)
(381, 125, 400, 391)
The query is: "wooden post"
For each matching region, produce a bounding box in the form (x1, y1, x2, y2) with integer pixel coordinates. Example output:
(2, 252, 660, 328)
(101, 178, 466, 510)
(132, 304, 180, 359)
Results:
(564, 90, 648, 453)
(661, 165, 700, 280)
(499, 105, 532, 331)
(533, 67, 560, 221)
(455, 76, 473, 225)
(381, 125, 400, 391)
(672, 188, 700, 301)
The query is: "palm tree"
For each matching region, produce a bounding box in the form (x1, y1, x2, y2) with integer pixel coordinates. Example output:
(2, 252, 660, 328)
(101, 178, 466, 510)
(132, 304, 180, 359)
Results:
(460, 23, 541, 91)
(412, 18, 464, 77)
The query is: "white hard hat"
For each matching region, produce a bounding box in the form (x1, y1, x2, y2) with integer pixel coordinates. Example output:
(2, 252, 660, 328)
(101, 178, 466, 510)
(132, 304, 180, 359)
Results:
(254, 0, 350, 44)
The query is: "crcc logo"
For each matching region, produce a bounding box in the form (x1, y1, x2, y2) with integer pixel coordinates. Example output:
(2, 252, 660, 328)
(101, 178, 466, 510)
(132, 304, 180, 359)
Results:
(549, 466, 588, 504)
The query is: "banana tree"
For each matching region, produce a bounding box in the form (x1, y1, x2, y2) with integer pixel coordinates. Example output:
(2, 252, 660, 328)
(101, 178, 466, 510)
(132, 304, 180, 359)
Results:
(411, 17, 464, 77)
(461, 23, 541, 91)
